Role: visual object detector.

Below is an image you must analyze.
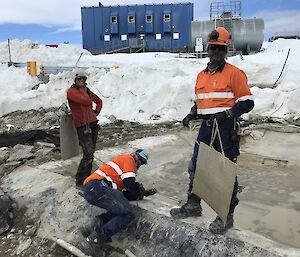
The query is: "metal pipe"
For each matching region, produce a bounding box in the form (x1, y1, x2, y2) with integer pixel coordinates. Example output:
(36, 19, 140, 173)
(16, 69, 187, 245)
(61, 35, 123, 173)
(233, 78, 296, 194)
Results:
(125, 249, 137, 257)
(50, 237, 91, 257)
(272, 48, 291, 89)
(7, 39, 12, 66)
(75, 53, 83, 68)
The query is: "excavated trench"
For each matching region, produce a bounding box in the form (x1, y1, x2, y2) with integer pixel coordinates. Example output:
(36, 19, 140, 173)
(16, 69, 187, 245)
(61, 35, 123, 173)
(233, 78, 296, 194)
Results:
(111, 207, 279, 257)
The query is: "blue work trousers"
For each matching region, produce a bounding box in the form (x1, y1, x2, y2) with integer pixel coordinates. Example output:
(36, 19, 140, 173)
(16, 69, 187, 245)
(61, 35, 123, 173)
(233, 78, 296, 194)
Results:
(188, 118, 240, 214)
(83, 180, 134, 238)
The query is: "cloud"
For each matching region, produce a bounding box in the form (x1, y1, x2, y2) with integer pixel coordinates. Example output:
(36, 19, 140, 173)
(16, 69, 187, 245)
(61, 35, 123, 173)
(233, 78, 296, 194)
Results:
(0, 0, 99, 27)
(247, 10, 300, 36)
(0, 0, 211, 29)
(52, 26, 82, 34)
(1, 0, 297, 40)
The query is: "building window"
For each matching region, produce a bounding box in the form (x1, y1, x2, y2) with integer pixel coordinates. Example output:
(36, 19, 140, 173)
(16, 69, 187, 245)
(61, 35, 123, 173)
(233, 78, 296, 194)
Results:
(121, 34, 127, 41)
(146, 15, 152, 23)
(128, 15, 135, 23)
(104, 35, 110, 41)
(164, 13, 171, 22)
(156, 34, 162, 40)
(111, 16, 117, 24)
(173, 33, 179, 40)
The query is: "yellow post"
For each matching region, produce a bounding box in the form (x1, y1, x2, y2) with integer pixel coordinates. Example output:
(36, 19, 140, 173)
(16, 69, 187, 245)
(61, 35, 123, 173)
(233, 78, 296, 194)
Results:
(27, 61, 37, 76)
(39, 64, 44, 75)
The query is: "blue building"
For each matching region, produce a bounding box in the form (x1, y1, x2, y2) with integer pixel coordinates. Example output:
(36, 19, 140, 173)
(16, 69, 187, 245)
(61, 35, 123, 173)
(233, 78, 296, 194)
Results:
(81, 2, 193, 54)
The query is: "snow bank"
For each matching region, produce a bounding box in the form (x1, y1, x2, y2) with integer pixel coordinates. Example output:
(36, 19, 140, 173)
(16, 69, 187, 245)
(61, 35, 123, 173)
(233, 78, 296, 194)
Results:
(0, 38, 300, 123)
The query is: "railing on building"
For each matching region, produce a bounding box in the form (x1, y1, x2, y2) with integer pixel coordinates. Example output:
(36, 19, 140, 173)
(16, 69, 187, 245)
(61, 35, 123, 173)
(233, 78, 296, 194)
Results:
(209, 1, 242, 55)
(210, 1, 241, 21)
(99, 38, 146, 54)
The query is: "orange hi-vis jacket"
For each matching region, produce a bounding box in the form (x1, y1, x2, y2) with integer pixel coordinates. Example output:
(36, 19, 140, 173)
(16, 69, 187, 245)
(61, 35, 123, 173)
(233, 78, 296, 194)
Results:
(83, 154, 137, 191)
(195, 63, 253, 115)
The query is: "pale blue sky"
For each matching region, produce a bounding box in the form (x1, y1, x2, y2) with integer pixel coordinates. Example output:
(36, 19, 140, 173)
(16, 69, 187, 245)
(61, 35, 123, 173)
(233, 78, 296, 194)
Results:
(0, 0, 299, 44)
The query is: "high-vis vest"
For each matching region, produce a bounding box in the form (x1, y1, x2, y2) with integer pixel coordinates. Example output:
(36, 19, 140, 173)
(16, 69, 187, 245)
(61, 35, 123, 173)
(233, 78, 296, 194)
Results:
(195, 63, 253, 115)
(83, 154, 136, 191)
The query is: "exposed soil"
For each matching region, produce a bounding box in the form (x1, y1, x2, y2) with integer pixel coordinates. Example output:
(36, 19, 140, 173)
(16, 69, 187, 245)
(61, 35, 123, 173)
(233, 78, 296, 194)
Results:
(1, 108, 300, 256)
(0, 108, 183, 257)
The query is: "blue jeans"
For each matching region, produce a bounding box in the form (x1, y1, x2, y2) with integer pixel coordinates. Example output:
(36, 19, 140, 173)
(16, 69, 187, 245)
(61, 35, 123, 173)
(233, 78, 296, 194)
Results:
(83, 180, 134, 238)
(188, 119, 240, 214)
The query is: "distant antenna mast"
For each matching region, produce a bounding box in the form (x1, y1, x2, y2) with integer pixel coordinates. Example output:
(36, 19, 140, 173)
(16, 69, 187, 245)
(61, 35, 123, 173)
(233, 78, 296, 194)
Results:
(7, 39, 12, 66)
(74, 52, 83, 68)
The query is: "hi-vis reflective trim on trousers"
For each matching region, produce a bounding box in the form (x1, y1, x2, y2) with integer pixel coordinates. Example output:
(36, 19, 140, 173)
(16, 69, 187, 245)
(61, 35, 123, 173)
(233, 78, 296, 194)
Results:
(195, 92, 234, 100)
(107, 161, 135, 179)
(95, 169, 117, 189)
(197, 107, 231, 115)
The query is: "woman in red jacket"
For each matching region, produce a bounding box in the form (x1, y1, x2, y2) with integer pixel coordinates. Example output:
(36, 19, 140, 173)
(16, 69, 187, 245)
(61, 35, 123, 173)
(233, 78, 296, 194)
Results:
(67, 71, 103, 186)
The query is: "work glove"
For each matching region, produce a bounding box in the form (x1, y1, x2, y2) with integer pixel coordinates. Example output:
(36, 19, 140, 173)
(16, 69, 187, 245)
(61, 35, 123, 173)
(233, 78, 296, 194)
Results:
(137, 186, 146, 200)
(182, 114, 194, 127)
(137, 186, 157, 199)
(123, 187, 144, 201)
(143, 188, 157, 197)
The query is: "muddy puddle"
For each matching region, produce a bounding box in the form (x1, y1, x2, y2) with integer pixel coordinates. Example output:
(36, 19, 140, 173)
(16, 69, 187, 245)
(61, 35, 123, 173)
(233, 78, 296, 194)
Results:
(138, 129, 300, 249)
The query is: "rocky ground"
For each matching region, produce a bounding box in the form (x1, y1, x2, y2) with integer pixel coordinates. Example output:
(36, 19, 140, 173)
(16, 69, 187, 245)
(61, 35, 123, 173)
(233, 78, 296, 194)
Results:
(0, 107, 182, 176)
(1, 108, 300, 257)
(0, 107, 182, 257)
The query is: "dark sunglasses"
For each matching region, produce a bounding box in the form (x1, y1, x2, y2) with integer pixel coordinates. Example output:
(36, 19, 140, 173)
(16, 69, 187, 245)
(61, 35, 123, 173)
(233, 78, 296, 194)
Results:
(76, 77, 87, 81)
(208, 45, 227, 51)
(138, 157, 146, 165)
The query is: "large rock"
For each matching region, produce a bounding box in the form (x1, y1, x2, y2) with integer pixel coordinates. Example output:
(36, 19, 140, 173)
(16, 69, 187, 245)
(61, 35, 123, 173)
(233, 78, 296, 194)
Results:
(1, 161, 23, 176)
(0, 148, 9, 165)
(115, 207, 279, 257)
(7, 145, 34, 162)
(0, 193, 13, 235)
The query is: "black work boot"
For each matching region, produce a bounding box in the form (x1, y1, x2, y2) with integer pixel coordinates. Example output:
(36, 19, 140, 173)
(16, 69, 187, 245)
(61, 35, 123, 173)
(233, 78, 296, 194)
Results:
(209, 214, 234, 234)
(81, 231, 106, 257)
(80, 214, 109, 238)
(170, 194, 202, 219)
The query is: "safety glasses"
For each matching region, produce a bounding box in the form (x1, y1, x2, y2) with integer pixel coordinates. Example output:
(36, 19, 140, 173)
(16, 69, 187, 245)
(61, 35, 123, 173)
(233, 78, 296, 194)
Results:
(138, 157, 146, 165)
(76, 77, 87, 81)
(208, 45, 227, 51)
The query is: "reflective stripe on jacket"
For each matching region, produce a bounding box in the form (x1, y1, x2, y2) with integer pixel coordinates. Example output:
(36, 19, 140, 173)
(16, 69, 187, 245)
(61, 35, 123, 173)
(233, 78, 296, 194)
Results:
(83, 154, 136, 191)
(195, 63, 253, 115)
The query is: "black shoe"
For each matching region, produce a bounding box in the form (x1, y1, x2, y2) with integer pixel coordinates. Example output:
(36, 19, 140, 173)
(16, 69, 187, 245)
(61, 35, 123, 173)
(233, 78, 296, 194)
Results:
(170, 201, 202, 219)
(80, 215, 112, 242)
(209, 215, 234, 234)
(76, 180, 83, 187)
(76, 185, 84, 191)
(81, 231, 106, 257)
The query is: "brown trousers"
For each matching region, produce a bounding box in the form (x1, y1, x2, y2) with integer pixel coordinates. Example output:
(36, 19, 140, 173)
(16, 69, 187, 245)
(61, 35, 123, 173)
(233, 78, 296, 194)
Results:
(76, 121, 100, 186)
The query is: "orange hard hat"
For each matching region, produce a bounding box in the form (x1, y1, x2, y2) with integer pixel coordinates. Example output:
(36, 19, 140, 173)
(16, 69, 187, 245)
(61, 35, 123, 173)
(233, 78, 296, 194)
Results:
(208, 27, 231, 46)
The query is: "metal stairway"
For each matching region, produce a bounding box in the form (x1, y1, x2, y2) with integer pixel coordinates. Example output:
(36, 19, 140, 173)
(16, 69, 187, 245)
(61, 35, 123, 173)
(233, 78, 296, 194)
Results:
(222, 14, 235, 54)
(100, 38, 146, 54)
(210, 1, 242, 55)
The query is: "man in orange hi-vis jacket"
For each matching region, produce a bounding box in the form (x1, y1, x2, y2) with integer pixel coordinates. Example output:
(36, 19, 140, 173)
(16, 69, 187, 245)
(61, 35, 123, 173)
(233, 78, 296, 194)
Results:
(170, 27, 254, 234)
(81, 149, 156, 257)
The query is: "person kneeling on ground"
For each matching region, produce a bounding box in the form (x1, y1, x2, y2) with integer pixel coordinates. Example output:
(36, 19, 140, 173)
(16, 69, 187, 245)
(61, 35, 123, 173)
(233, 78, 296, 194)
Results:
(81, 149, 156, 257)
